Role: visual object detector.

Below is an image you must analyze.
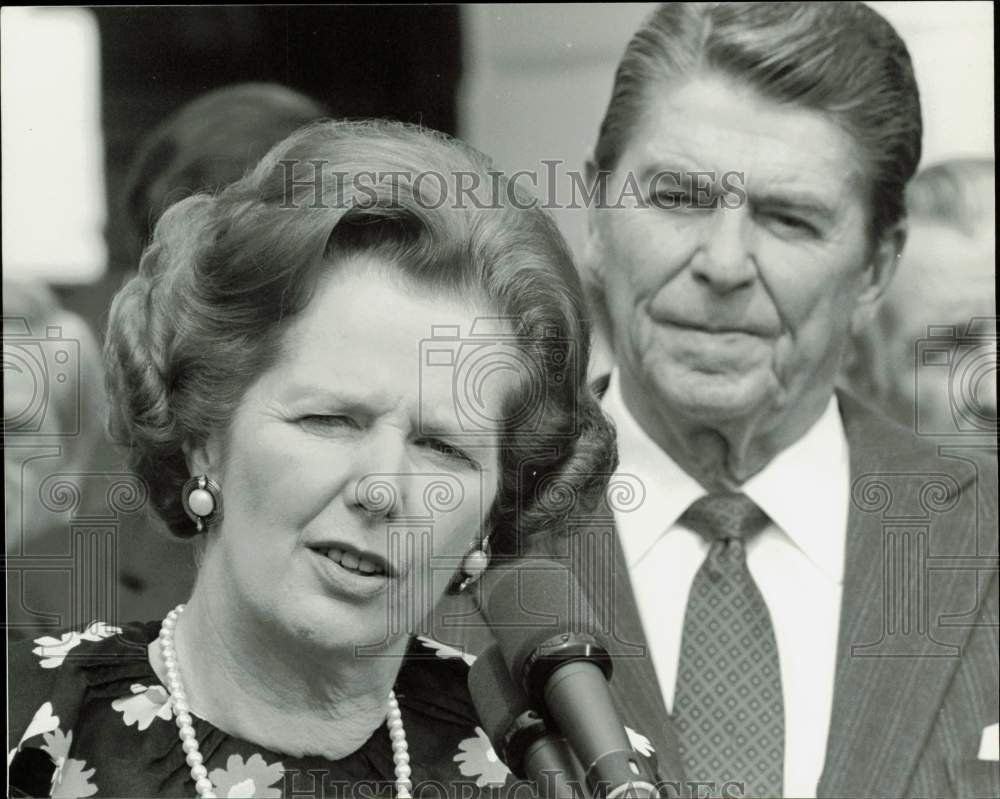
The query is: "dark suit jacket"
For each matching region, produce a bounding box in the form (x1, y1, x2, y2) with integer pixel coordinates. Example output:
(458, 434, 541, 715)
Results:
(435, 390, 999, 798)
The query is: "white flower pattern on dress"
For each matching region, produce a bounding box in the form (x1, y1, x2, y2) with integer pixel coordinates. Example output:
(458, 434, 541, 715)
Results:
(13, 622, 654, 797)
(42, 728, 98, 798)
(453, 726, 512, 787)
(32, 621, 123, 668)
(208, 753, 285, 798)
(625, 726, 655, 757)
(9, 703, 100, 796)
(111, 683, 173, 730)
(8, 700, 61, 765)
(416, 636, 476, 665)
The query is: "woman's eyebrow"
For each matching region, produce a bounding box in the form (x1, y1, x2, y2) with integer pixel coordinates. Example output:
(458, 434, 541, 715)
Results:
(280, 383, 378, 411)
(416, 416, 496, 439)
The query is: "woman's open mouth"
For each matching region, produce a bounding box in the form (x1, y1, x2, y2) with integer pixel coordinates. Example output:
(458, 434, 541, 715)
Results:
(305, 546, 396, 600)
(321, 547, 387, 576)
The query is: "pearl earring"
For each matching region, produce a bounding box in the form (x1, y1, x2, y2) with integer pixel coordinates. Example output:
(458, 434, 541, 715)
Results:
(456, 535, 491, 592)
(181, 475, 224, 532)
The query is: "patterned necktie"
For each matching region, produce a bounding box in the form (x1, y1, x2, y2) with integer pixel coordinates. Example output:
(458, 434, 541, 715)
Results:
(673, 493, 784, 798)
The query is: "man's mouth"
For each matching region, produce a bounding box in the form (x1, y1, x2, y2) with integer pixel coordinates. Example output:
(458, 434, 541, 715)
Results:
(655, 314, 775, 338)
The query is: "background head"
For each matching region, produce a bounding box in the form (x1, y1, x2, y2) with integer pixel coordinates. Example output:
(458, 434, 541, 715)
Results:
(123, 82, 330, 262)
(844, 157, 996, 436)
(582, 2, 922, 449)
(105, 119, 616, 645)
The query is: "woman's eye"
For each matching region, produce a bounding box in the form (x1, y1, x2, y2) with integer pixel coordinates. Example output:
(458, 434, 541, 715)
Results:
(423, 439, 480, 469)
(299, 415, 354, 431)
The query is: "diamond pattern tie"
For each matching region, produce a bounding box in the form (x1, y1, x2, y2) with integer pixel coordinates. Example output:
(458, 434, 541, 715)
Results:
(673, 493, 784, 798)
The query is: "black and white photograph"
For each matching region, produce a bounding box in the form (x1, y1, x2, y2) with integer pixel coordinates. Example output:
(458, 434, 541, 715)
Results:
(3, 4, 996, 798)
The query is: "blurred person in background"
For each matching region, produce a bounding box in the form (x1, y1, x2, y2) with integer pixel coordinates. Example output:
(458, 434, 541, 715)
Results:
(4, 280, 108, 637)
(124, 82, 331, 261)
(113, 82, 330, 624)
(844, 157, 996, 438)
(4, 280, 106, 543)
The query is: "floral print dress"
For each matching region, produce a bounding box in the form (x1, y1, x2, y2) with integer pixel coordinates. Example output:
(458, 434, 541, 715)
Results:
(7, 621, 525, 798)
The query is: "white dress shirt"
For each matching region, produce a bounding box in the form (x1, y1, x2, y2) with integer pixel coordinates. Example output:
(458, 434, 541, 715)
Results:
(602, 369, 849, 798)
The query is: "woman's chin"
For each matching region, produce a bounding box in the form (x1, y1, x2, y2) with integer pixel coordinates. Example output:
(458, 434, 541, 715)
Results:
(278, 602, 400, 653)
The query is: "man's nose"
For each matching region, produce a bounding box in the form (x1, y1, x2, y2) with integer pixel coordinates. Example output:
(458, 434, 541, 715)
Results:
(690, 209, 756, 293)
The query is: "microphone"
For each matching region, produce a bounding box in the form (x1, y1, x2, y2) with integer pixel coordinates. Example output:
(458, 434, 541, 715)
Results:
(8, 747, 56, 797)
(469, 643, 587, 798)
(483, 559, 659, 799)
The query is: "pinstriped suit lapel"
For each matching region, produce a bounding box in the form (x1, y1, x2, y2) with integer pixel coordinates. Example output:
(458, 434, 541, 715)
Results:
(575, 373, 686, 784)
(817, 393, 993, 797)
(541, 504, 686, 785)
(600, 513, 686, 785)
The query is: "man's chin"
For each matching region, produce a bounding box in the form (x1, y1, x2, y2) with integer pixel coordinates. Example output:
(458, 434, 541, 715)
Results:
(656, 370, 777, 424)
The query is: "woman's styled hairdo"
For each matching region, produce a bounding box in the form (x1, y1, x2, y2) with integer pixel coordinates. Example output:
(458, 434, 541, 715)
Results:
(105, 119, 616, 552)
(594, 1, 923, 238)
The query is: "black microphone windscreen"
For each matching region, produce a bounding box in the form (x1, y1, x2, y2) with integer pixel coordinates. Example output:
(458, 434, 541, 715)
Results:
(468, 643, 531, 747)
(483, 559, 599, 692)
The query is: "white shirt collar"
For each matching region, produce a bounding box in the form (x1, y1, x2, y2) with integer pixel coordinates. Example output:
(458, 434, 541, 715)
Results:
(602, 368, 849, 584)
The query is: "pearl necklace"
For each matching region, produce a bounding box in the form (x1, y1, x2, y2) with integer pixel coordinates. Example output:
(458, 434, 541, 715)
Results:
(158, 604, 413, 799)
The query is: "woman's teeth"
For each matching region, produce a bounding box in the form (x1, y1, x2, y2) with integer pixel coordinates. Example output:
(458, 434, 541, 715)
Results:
(325, 547, 385, 576)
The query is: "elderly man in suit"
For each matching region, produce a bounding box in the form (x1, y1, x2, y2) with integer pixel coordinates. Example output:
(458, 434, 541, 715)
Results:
(538, 3, 998, 798)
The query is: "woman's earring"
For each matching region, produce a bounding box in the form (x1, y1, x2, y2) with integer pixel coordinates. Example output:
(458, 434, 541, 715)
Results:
(181, 475, 224, 533)
(456, 535, 491, 592)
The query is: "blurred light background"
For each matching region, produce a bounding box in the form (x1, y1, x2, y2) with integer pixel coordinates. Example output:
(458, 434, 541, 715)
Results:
(2, 8, 106, 285)
(1, 2, 993, 408)
(1, 3, 993, 332)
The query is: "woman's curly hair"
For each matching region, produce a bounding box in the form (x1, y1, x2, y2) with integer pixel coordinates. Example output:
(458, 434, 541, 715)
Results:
(104, 119, 617, 555)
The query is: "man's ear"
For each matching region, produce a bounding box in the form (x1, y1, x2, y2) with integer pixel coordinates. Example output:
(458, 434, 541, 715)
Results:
(851, 220, 907, 335)
(580, 154, 618, 363)
(583, 155, 602, 236)
(581, 154, 606, 284)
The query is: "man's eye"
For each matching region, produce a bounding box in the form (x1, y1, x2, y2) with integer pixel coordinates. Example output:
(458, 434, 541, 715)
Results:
(762, 211, 818, 236)
(652, 189, 722, 212)
(652, 190, 695, 208)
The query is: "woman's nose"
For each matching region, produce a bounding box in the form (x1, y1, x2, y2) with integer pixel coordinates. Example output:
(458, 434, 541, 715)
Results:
(349, 428, 410, 520)
(690, 208, 756, 293)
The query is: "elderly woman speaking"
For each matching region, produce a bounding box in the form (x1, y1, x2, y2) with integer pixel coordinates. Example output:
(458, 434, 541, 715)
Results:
(8, 121, 616, 798)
